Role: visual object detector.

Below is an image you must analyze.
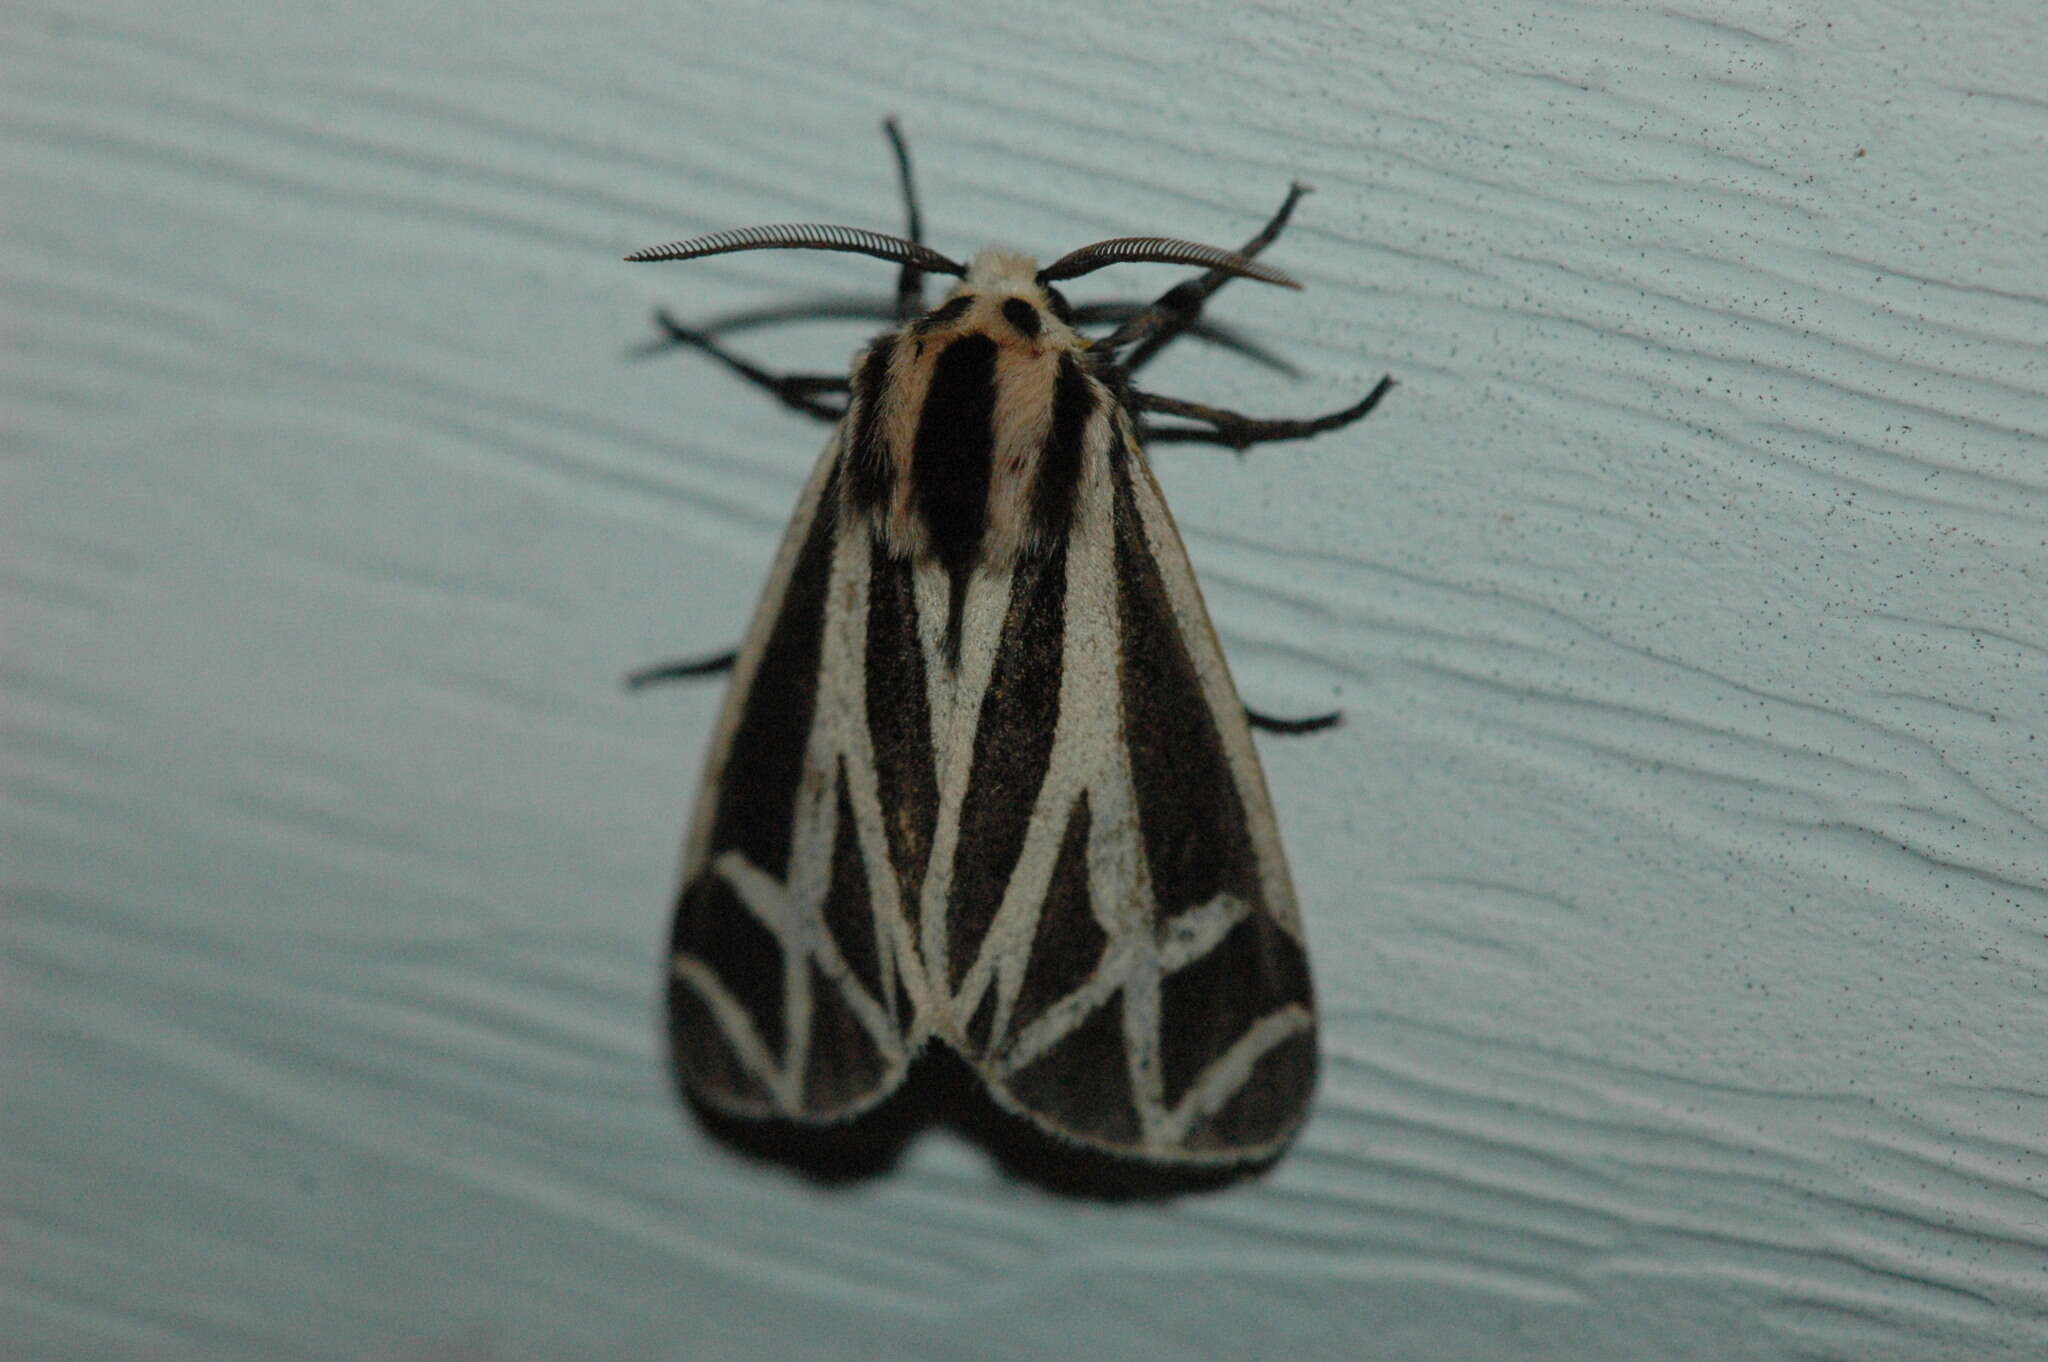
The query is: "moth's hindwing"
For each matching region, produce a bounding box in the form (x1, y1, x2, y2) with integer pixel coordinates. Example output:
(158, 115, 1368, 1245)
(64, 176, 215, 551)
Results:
(669, 431, 916, 1123)
(930, 409, 1316, 1164)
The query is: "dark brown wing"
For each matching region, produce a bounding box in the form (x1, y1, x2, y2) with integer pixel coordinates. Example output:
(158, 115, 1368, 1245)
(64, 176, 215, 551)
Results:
(668, 436, 917, 1122)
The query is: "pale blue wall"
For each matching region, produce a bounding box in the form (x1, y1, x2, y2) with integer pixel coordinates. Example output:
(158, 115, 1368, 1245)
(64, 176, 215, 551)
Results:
(5, 2, 2045, 1358)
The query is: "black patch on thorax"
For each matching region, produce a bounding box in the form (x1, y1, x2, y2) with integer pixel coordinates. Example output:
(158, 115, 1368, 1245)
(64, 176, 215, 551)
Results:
(911, 333, 999, 664)
(847, 337, 898, 514)
(1000, 297, 1042, 339)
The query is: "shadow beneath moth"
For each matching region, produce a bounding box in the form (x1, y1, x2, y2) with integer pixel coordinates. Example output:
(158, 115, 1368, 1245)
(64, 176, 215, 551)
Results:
(628, 121, 1392, 1199)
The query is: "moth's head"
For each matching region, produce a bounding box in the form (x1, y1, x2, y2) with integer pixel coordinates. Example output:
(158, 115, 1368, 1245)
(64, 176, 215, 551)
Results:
(910, 249, 1081, 353)
(624, 227, 1298, 360)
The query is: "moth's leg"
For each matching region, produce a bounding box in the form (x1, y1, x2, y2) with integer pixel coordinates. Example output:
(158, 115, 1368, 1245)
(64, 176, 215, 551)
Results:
(626, 650, 737, 689)
(1135, 375, 1394, 450)
(1069, 302, 1300, 377)
(631, 298, 905, 345)
(883, 117, 928, 322)
(1100, 182, 1311, 368)
(649, 310, 850, 424)
(1245, 706, 1341, 735)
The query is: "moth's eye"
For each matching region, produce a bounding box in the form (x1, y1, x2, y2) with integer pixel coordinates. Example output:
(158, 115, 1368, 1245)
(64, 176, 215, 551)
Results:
(1041, 287, 1075, 325)
(1000, 296, 1043, 340)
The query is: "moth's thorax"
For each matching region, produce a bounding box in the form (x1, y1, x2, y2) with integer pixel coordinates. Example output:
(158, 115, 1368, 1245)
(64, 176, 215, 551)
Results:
(844, 250, 1103, 572)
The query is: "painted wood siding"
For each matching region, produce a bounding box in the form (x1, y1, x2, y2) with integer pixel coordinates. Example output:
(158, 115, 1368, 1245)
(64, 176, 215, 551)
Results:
(5, 2, 2043, 1358)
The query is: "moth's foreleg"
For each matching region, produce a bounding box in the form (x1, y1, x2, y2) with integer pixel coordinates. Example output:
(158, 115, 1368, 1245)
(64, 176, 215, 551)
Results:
(648, 309, 851, 423)
(1135, 375, 1394, 451)
(1070, 302, 1300, 377)
(1102, 182, 1312, 369)
(881, 117, 929, 323)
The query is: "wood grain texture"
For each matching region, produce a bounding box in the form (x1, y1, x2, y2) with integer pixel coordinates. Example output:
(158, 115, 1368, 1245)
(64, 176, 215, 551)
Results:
(4, 1, 2043, 1358)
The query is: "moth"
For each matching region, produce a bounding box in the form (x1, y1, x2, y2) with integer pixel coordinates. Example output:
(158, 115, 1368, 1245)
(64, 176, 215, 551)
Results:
(629, 123, 1390, 1168)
